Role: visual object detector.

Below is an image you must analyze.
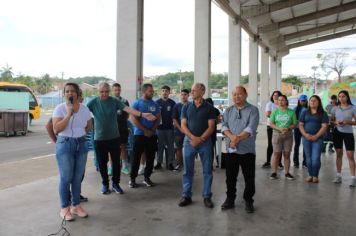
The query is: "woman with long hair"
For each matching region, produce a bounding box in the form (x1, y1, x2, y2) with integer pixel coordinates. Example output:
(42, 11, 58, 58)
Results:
(299, 95, 329, 183)
(293, 95, 308, 168)
(263, 90, 283, 169)
(330, 90, 356, 187)
(52, 83, 93, 221)
(269, 95, 297, 180)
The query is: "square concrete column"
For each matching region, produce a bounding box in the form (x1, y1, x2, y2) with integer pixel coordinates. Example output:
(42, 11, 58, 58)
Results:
(276, 58, 282, 90)
(249, 36, 258, 106)
(116, 0, 144, 103)
(195, 0, 211, 97)
(228, 0, 241, 105)
(260, 49, 270, 123)
(270, 56, 277, 94)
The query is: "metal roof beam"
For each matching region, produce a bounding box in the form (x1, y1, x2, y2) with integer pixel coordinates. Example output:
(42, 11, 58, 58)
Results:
(242, 0, 312, 18)
(269, 16, 356, 45)
(284, 29, 356, 49)
(259, 1, 356, 33)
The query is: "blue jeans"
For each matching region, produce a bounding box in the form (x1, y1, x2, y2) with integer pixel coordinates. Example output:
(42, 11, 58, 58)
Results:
(55, 136, 88, 208)
(302, 138, 323, 177)
(293, 128, 306, 166)
(182, 137, 213, 199)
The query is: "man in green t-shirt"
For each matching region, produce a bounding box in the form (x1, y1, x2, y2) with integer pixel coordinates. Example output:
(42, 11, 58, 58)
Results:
(87, 82, 156, 195)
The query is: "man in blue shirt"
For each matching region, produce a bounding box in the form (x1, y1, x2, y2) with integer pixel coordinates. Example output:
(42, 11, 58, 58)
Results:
(220, 86, 259, 213)
(129, 84, 161, 188)
(155, 85, 176, 170)
(178, 83, 216, 208)
(172, 89, 190, 171)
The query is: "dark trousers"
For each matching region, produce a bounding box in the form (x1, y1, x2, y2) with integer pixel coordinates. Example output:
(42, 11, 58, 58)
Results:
(225, 153, 255, 203)
(130, 135, 158, 180)
(94, 137, 121, 186)
(266, 126, 273, 163)
(293, 128, 306, 165)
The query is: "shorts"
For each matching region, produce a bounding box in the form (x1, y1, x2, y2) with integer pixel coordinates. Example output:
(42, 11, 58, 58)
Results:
(119, 131, 129, 145)
(174, 135, 185, 149)
(333, 128, 355, 151)
(272, 131, 293, 153)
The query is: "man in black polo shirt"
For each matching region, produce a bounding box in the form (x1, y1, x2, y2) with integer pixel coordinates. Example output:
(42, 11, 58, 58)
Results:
(178, 83, 216, 208)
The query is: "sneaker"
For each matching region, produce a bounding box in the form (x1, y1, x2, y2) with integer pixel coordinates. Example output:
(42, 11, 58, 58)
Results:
(285, 173, 295, 180)
(60, 207, 75, 221)
(154, 163, 162, 170)
(221, 198, 235, 210)
(128, 179, 138, 188)
(168, 163, 175, 171)
(174, 164, 182, 172)
(178, 197, 192, 207)
(138, 167, 145, 175)
(121, 166, 129, 175)
(108, 165, 113, 176)
(245, 202, 255, 213)
(270, 173, 278, 180)
(278, 163, 284, 170)
(101, 185, 111, 194)
(70, 205, 88, 218)
(302, 164, 308, 169)
(349, 178, 356, 188)
(143, 178, 155, 187)
(294, 163, 299, 168)
(80, 195, 88, 202)
(112, 183, 124, 194)
(203, 198, 214, 208)
(262, 162, 271, 168)
(333, 176, 342, 184)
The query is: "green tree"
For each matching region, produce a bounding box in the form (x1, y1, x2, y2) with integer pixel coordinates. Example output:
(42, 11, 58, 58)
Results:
(282, 75, 303, 87)
(317, 51, 349, 83)
(35, 74, 53, 94)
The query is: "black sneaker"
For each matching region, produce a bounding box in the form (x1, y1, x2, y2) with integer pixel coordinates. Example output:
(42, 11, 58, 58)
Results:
(285, 173, 295, 180)
(270, 173, 278, 180)
(262, 162, 271, 168)
(294, 163, 299, 168)
(203, 198, 214, 208)
(168, 163, 175, 171)
(80, 195, 88, 202)
(178, 197, 192, 207)
(245, 202, 255, 213)
(154, 163, 162, 170)
(128, 180, 138, 188)
(143, 178, 155, 187)
(174, 164, 182, 172)
(221, 198, 235, 210)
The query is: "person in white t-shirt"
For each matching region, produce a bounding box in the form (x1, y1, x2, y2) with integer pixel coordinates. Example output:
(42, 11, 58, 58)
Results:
(262, 90, 283, 169)
(52, 83, 93, 221)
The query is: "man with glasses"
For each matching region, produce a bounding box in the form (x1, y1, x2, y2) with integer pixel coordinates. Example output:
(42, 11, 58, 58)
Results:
(220, 86, 259, 213)
(87, 82, 156, 195)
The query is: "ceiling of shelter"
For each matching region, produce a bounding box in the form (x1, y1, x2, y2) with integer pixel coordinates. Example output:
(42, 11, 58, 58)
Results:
(215, 0, 356, 57)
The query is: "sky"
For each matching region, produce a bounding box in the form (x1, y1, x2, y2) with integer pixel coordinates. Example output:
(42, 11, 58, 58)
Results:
(1, 0, 356, 80)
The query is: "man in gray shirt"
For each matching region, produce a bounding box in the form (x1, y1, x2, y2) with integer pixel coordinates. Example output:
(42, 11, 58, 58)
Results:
(220, 86, 259, 213)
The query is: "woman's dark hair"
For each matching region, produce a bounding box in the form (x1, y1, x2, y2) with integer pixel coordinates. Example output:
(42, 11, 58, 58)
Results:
(63, 82, 80, 97)
(270, 90, 283, 102)
(295, 99, 308, 118)
(308, 95, 324, 116)
(205, 97, 214, 105)
(338, 90, 353, 105)
(278, 95, 288, 107)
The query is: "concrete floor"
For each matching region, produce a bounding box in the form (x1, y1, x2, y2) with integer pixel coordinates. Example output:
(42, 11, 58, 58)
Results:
(0, 125, 355, 236)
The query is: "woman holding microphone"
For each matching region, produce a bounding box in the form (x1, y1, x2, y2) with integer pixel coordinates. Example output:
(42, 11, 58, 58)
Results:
(52, 83, 92, 221)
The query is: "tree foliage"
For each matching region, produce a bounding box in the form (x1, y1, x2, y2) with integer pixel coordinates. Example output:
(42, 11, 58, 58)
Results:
(317, 51, 349, 83)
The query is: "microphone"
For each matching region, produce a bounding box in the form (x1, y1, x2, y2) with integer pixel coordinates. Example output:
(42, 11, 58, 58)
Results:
(69, 97, 74, 104)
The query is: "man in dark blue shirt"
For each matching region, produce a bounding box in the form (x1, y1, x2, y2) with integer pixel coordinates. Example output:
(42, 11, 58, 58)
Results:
(130, 84, 161, 188)
(155, 85, 176, 170)
(178, 83, 216, 208)
(172, 89, 190, 171)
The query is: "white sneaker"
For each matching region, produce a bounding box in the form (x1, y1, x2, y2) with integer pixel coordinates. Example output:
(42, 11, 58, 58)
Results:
(138, 167, 144, 175)
(333, 176, 342, 184)
(349, 178, 356, 187)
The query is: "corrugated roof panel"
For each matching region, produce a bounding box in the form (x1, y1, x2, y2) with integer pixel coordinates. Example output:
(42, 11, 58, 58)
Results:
(291, 1, 317, 17)
(317, 0, 342, 11)
(270, 8, 293, 22)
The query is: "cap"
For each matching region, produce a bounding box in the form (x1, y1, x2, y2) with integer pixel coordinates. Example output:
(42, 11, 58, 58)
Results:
(299, 94, 308, 101)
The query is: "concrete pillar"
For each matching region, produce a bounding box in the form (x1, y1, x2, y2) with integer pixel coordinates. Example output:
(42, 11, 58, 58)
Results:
(270, 56, 277, 94)
(249, 36, 258, 106)
(260, 49, 270, 123)
(276, 57, 282, 90)
(195, 0, 211, 97)
(228, 0, 241, 105)
(116, 0, 144, 103)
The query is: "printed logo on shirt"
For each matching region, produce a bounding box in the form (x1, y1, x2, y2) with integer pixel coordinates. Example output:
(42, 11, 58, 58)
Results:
(167, 106, 171, 111)
(276, 114, 291, 127)
(149, 106, 156, 112)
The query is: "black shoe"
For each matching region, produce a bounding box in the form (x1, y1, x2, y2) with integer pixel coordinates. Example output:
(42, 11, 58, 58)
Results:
(168, 163, 175, 171)
(294, 163, 299, 168)
(270, 173, 278, 180)
(143, 177, 155, 187)
(245, 202, 255, 213)
(80, 195, 88, 202)
(262, 162, 271, 168)
(174, 164, 182, 172)
(154, 163, 162, 170)
(203, 198, 214, 208)
(221, 198, 235, 210)
(178, 197, 192, 207)
(128, 179, 138, 188)
(285, 173, 295, 180)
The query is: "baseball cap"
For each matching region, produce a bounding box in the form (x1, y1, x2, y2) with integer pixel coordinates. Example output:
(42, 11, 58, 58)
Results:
(299, 94, 308, 101)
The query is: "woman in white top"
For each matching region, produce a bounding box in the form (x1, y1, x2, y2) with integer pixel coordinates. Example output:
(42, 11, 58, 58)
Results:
(52, 83, 92, 221)
(262, 90, 283, 168)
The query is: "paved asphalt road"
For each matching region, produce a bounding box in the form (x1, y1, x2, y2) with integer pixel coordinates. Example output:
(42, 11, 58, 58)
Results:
(0, 112, 55, 164)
